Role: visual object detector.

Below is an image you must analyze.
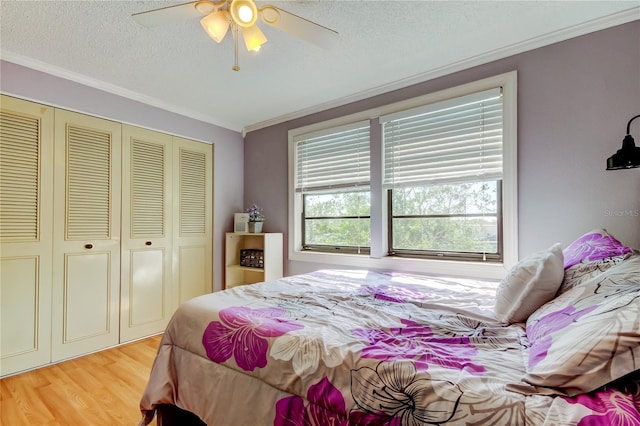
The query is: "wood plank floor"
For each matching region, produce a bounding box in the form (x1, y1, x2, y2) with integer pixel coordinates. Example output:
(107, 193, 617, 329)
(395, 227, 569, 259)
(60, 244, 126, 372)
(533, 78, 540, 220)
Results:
(0, 334, 162, 426)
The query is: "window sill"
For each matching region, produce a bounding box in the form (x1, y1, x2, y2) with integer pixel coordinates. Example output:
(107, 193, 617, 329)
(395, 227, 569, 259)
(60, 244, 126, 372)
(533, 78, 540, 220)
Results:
(289, 250, 509, 280)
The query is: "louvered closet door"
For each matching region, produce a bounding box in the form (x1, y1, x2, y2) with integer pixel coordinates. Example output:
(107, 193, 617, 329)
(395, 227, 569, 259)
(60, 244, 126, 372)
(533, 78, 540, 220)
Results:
(120, 125, 172, 342)
(0, 96, 54, 376)
(51, 109, 121, 362)
(172, 137, 213, 306)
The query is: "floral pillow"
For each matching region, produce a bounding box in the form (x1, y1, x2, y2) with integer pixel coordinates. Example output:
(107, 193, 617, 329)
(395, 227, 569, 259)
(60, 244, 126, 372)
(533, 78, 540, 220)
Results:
(558, 253, 633, 295)
(523, 255, 640, 396)
(494, 243, 564, 324)
(563, 229, 632, 269)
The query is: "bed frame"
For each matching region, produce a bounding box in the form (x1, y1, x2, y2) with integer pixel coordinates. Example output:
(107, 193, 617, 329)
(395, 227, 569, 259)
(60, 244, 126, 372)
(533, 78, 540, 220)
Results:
(156, 404, 205, 426)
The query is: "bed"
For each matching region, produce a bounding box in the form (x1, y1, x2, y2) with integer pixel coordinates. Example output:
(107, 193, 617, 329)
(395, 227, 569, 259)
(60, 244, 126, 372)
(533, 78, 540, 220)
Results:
(139, 229, 640, 425)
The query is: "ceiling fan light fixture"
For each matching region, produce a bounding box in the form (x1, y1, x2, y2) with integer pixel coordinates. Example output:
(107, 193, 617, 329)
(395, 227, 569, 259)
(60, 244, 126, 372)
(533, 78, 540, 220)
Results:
(242, 24, 267, 52)
(133, 0, 339, 71)
(229, 0, 257, 27)
(260, 6, 280, 25)
(200, 10, 231, 43)
(194, 1, 217, 15)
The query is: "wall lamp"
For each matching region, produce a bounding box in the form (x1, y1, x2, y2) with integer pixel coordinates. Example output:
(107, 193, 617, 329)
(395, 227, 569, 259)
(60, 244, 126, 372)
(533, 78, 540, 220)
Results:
(607, 114, 640, 170)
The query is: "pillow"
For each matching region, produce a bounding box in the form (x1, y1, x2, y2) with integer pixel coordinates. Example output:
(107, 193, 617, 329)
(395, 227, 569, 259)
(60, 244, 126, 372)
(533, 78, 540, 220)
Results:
(563, 229, 632, 269)
(558, 253, 633, 295)
(523, 255, 640, 396)
(494, 243, 564, 324)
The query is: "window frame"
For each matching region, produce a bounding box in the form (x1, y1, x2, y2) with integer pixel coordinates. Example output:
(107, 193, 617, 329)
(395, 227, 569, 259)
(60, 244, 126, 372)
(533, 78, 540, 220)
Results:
(301, 191, 372, 255)
(386, 181, 503, 261)
(292, 120, 371, 254)
(288, 71, 518, 280)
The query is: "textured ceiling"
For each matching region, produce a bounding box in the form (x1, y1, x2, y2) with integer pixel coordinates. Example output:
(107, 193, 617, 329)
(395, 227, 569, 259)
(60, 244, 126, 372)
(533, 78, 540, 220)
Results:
(1, 1, 639, 133)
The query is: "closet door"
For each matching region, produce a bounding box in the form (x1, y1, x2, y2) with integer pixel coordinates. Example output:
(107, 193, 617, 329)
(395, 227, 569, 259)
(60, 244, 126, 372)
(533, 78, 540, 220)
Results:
(0, 96, 54, 376)
(172, 137, 213, 306)
(120, 125, 172, 342)
(51, 109, 121, 362)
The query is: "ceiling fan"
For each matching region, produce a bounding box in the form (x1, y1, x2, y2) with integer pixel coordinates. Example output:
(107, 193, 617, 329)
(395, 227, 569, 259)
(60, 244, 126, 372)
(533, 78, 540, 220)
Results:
(132, 0, 339, 71)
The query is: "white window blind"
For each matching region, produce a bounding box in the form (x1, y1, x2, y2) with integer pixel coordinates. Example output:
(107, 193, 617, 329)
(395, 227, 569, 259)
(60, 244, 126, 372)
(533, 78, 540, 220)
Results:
(382, 88, 503, 188)
(295, 121, 370, 192)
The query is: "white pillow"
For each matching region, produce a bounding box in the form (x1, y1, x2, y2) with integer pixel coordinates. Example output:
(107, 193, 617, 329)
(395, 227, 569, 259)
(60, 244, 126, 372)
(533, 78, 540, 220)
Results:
(494, 243, 564, 323)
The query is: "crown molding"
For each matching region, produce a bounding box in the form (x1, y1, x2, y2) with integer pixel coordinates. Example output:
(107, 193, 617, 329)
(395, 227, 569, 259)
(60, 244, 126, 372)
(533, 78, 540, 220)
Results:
(0, 53, 243, 132)
(243, 8, 640, 134)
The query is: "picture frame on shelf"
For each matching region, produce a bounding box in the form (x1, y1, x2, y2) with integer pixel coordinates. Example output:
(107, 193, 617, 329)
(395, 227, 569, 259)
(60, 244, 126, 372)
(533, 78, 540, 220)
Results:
(234, 213, 250, 233)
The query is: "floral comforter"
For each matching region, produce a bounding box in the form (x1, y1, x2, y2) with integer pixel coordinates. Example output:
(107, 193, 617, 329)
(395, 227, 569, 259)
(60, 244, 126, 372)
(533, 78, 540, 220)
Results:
(139, 269, 640, 425)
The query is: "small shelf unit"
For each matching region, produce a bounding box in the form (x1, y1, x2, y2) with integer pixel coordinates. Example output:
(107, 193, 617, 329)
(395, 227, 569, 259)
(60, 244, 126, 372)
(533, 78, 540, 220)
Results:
(225, 232, 283, 289)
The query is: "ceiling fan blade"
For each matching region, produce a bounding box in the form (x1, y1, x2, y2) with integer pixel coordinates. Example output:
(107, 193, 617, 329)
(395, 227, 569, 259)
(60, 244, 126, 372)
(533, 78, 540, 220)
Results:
(260, 6, 338, 49)
(132, 1, 203, 28)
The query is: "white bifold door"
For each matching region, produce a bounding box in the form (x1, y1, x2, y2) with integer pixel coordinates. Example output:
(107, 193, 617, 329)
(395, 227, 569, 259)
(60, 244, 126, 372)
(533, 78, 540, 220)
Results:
(120, 127, 213, 343)
(0, 96, 213, 374)
(51, 109, 122, 362)
(172, 137, 213, 306)
(0, 96, 54, 376)
(120, 125, 173, 342)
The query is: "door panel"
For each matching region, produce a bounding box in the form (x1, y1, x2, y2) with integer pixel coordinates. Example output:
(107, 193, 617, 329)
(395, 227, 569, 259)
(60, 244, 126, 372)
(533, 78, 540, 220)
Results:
(172, 138, 213, 307)
(52, 109, 121, 362)
(129, 249, 165, 325)
(120, 125, 172, 342)
(0, 95, 54, 376)
(62, 252, 112, 341)
(178, 245, 208, 303)
(0, 257, 39, 354)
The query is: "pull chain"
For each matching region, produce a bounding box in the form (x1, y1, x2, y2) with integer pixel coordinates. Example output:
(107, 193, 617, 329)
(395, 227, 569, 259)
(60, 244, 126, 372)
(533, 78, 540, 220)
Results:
(232, 23, 240, 71)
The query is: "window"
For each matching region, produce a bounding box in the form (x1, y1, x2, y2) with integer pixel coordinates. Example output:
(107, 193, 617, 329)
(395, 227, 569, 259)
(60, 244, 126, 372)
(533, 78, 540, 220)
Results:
(382, 88, 504, 261)
(293, 121, 370, 254)
(388, 181, 501, 259)
(288, 72, 517, 279)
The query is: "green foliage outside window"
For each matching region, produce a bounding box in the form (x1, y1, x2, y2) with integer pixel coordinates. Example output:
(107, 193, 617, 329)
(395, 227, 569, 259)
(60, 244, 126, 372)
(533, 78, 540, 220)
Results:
(391, 181, 499, 254)
(303, 191, 370, 248)
(302, 181, 499, 256)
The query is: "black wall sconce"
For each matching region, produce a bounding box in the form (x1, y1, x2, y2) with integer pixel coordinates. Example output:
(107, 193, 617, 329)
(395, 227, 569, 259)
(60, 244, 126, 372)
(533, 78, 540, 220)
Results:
(607, 114, 640, 170)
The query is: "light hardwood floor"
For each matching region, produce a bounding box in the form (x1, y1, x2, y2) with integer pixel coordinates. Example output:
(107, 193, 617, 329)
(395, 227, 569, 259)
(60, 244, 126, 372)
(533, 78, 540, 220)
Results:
(0, 334, 162, 426)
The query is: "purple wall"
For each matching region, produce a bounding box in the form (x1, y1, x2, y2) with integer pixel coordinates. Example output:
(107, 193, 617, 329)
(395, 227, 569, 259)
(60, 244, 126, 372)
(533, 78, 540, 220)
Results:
(244, 21, 640, 277)
(0, 61, 245, 291)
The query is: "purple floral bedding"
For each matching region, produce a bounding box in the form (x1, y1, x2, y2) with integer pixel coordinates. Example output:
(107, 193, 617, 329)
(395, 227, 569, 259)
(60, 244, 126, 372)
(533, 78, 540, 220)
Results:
(139, 267, 640, 426)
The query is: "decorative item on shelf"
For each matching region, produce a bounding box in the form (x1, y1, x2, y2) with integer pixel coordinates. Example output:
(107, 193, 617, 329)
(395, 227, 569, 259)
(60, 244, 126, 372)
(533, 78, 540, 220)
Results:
(234, 212, 250, 232)
(607, 114, 640, 170)
(240, 249, 264, 268)
(247, 204, 264, 233)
